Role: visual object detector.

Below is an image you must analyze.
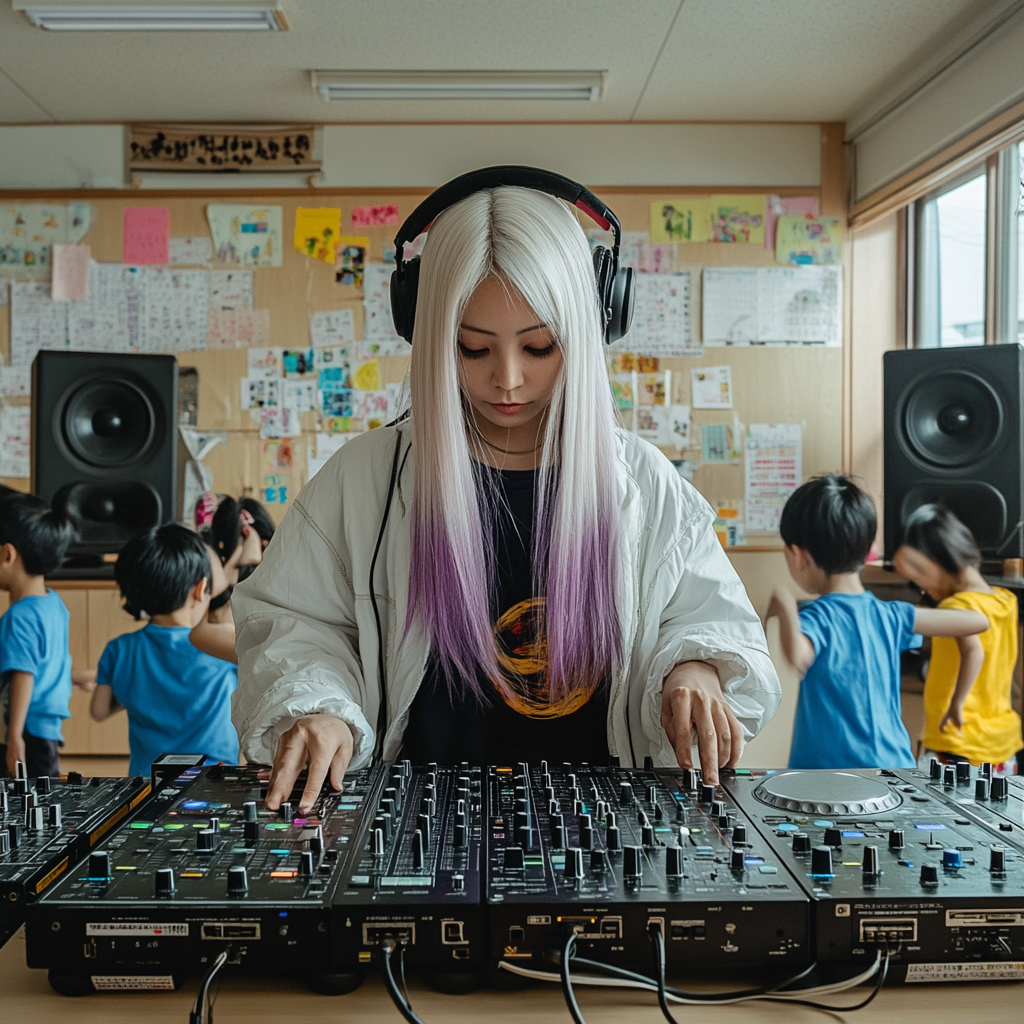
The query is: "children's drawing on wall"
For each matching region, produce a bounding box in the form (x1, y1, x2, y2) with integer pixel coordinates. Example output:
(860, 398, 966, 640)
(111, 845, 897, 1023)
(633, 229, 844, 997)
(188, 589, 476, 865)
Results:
(649, 198, 710, 243)
(293, 207, 341, 264)
(335, 236, 369, 288)
(207, 204, 283, 267)
(709, 194, 765, 244)
(351, 204, 401, 227)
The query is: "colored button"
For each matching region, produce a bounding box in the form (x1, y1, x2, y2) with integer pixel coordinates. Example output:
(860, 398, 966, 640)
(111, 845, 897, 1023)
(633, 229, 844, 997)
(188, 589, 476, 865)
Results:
(165, 824, 185, 831)
(129, 822, 152, 830)
(813, 820, 834, 828)
(743, 856, 764, 865)
(776, 823, 798, 832)
(270, 849, 290, 856)
(757, 865, 778, 874)
(179, 872, 204, 878)
(841, 830, 865, 838)
(270, 870, 298, 878)
(182, 800, 208, 810)
(915, 823, 946, 831)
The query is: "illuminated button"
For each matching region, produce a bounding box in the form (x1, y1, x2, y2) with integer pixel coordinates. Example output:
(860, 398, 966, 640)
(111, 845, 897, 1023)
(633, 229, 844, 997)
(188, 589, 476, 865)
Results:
(179, 872, 204, 878)
(270, 849, 290, 856)
(165, 824, 185, 831)
(812, 820, 834, 828)
(270, 870, 298, 879)
(182, 800, 208, 810)
(129, 822, 152, 830)
(776, 824, 798, 832)
(914, 823, 946, 831)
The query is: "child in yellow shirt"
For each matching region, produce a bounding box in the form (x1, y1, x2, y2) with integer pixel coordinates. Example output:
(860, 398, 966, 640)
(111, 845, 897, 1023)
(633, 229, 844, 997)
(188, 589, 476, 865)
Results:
(894, 504, 1022, 775)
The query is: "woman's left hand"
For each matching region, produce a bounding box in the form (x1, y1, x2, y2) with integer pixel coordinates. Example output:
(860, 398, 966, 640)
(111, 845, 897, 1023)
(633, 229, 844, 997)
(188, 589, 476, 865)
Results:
(661, 660, 743, 785)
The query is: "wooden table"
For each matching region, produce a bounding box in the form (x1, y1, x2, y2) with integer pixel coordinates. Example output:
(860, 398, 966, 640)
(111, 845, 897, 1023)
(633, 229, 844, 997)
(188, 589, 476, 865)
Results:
(3, 928, 1020, 1024)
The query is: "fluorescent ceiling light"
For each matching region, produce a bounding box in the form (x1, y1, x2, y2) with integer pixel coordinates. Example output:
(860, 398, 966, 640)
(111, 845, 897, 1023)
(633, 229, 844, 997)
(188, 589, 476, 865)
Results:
(311, 70, 605, 102)
(15, 3, 286, 30)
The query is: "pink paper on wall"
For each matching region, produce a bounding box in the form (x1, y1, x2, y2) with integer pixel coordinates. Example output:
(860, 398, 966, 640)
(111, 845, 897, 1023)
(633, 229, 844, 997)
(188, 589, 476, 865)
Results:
(351, 204, 400, 227)
(123, 206, 170, 264)
(51, 243, 91, 301)
(764, 195, 819, 250)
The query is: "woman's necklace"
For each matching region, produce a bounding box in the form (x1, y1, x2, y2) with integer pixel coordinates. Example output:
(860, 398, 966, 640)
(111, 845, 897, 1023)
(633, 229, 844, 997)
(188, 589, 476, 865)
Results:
(481, 435, 542, 457)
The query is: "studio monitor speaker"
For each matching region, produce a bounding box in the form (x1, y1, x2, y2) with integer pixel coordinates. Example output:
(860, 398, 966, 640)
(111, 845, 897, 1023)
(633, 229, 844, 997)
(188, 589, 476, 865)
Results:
(883, 344, 1024, 560)
(32, 351, 178, 556)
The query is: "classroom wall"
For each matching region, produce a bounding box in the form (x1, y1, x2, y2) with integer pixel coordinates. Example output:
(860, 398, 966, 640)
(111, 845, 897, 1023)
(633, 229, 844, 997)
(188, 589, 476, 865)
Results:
(852, 7, 1024, 201)
(0, 123, 822, 191)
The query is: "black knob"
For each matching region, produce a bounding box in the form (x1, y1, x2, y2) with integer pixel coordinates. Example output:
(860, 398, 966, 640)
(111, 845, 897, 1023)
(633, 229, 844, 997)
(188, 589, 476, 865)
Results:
(606, 824, 621, 850)
(888, 828, 905, 850)
(641, 824, 655, 847)
(503, 846, 525, 870)
(13, 778, 29, 795)
(976, 778, 990, 801)
(0, 787, 6, 813)
(155, 867, 175, 897)
(929, 758, 942, 780)
(243, 801, 258, 821)
(646, 785, 657, 803)
(0, 830, 9, 855)
(811, 846, 833, 876)
(5, 824, 20, 849)
(28, 806, 44, 830)
(67, 771, 83, 785)
(943, 765, 956, 787)
(643, 756, 655, 771)
(596, 801, 608, 821)
(514, 810, 529, 833)
(384, 786, 400, 809)
(731, 848, 746, 872)
(23, 792, 36, 816)
(590, 849, 606, 871)
(992, 777, 1009, 800)
(623, 845, 643, 878)
(718, 815, 731, 829)
(956, 761, 972, 784)
(197, 828, 215, 852)
(699, 784, 715, 804)
(732, 824, 747, 845)
(372, 827, 385, 856)
(823, 828, 842, 847)
(609, 755, 621, 768)
(990, 846, 1006, 873)
(228, 865, 248, 896)
(920, 864, 938, 885)
(516, 824, 533, 850)
(279, 801, 294, 822)
(452, 873, 465, 891)
(381, 798, 397, 823)
(36, 776, 51, 794)
(244, 820, 260, 842)
(420, 797, 435, 818)
(980, 762, 993, 779)
(565, 847, 584, 879)
(299, 851, 315, 876)
(412, 830, 425, 870)
(619, 782, 633, 804)
(88, 851, 111, 879)
(580, 824, 594, 851)
(417, 813, 431, 850)
(792, 832, 811, 854)
(638, 808, 650, 827)
(454, 823, 468, 848)
(682, 769, 699, 791)
(666, 845, 683, 876)
(862, 846, 880, 877)
(653, 802, 664, 823)
(711, 800, 726, 818)
(208, 817, 221, 834)
(309, 825, 324, 855)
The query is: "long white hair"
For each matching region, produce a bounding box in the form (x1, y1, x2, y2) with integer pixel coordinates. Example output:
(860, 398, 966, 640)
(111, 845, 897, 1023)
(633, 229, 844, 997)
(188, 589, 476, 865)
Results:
(407, 185, 621, 702)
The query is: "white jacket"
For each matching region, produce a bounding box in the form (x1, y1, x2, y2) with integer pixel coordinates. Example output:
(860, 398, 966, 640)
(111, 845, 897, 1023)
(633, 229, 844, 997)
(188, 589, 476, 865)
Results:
(232, 423, 781, 769)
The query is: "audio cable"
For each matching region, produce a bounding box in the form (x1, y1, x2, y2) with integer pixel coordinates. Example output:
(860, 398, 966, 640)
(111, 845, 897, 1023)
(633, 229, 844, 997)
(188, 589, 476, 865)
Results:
(188, 945, 233, 1024)
(559, 931, 587, 1024)
(381, 939, 425, 1024)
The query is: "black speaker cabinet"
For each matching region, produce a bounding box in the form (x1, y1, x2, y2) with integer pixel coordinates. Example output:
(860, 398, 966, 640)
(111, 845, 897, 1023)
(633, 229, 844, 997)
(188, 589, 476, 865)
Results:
(32, 351, 178, 556)
(883, 345, 1024, 560)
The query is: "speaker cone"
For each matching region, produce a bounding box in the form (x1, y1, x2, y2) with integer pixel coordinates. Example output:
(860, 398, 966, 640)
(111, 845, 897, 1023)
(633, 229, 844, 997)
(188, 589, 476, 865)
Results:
(60, 376, 157, 469)
(900, 481, 1007, 548)
(899, 369, 1002, 469)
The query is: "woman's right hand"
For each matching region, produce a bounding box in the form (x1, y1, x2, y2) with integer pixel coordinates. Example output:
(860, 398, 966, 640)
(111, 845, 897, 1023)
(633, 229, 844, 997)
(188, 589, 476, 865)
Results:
(266, 714, 354, 812)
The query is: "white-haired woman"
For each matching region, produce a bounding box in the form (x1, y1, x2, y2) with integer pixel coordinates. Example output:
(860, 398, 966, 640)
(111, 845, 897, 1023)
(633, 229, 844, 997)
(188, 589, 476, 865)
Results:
(233, 173, 780, 810)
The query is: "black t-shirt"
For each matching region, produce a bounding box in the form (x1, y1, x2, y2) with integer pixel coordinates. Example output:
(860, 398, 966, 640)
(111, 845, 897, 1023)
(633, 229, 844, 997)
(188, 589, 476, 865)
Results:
(401, 466, 609, 766)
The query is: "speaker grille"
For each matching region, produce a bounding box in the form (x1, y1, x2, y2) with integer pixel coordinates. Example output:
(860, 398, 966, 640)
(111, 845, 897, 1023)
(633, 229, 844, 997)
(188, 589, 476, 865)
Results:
(59, 376, 157, 469)
(899, 369, 1003, 469)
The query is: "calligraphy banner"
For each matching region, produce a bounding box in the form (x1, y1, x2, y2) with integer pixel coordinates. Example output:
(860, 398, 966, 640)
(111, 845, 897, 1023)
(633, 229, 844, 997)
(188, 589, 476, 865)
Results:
(130, 126, 320, 172)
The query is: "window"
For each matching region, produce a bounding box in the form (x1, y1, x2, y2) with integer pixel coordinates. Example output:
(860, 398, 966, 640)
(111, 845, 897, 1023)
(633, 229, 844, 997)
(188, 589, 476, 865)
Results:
(1016, 141, 1024, 343)
(915, 172, 987, 348)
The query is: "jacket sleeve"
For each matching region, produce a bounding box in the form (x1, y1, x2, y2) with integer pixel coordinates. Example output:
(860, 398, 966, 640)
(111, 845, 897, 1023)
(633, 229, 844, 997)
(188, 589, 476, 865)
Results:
(231, 475, 376, 770)
(637, 484, 782, 751)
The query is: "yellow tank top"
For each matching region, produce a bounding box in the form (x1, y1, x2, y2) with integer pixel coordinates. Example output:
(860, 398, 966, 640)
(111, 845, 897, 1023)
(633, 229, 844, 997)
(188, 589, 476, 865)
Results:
(922, 588, 1022, 764)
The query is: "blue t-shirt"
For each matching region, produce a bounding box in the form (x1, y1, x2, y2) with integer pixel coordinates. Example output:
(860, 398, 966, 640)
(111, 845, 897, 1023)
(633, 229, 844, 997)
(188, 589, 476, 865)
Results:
(0, 590, 72, 742)
(97, 624, 238, 777)
(789, 593, 921, 770)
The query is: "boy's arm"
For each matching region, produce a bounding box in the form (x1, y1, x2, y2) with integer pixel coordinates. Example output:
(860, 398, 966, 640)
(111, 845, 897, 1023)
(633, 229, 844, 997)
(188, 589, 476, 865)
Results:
(914, 607, 989, 637)
(6, 671, 33, 775)
(765, 588, 815, 677)
(190, 618, 238, 664)
(939, 634, 985, 732)
(90, 684, 122, 722)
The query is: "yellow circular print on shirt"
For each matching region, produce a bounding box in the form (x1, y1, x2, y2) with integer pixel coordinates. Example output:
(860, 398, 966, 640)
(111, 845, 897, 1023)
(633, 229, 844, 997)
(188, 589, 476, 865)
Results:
(493, 597, 595, 719)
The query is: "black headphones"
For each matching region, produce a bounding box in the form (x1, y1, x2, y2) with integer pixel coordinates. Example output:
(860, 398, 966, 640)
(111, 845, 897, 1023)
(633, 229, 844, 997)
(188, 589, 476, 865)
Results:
(389, 165, 635, 345)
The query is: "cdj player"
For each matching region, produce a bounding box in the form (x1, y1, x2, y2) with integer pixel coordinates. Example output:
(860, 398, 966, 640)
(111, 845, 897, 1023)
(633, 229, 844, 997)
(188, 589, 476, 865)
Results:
(1, 764, 152, 948)
(723, 766, 1024, 982)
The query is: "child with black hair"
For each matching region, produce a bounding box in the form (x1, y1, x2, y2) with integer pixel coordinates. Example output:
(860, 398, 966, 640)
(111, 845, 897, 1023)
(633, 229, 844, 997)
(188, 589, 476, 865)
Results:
(766, 475, 989, 769)
(894, 504, 1022, 776)
(0, 492, 77, 777)
(90, 524, 238, 776)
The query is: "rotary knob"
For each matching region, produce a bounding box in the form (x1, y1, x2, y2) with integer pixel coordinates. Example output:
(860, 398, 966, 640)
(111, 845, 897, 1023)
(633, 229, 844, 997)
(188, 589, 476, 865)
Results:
(699, 784, 715, 805)
(384, 786, 401, 810)
(942, 765, 956, 787)
(227, 865, 249, 896)
(732, 824, 747, 845)
(623, 845, 643, 879)
(5, 824, 20, 850)
(980, 762, 993, 779)
(862, 845, 880, 877)
(372, 827, 385, 856)
(642, 824, 655, 847)
(309, 825, 324, 855)
(991, 777, 1009, 800)
(279, 802, 294, 822)
(503, 846, 525, 870)
(823, 828, 842, 847)
(197, 828, 215, 852)
(606, 824, 621, 850)
(792, 832, 811, 854)
(730, 849, 746, 872)
(956, 761, 971, 784)
(665, 845, 683, 877)
(27, 806, 44, 830)
(711, 800, 726, 818)
(590, 849, 606, 872)
(67, 771, 83, 786)
(682, 769, 699, 791)
(976, 778, 990, 802)
(990, 846, 1006, 873)
(929, 758, 942, 780)
(811, 846, 833, 876)
(36, 776, 51, 794)
(243, 801, 258, 821)
(564, 847, 584, 879)
(244, 820, 260, 842)
(88, 851, 111, 879)
(619, 782, 634, 805)
(942, 849, 963, 870)
(920, 864, 939, 885)
(888, 828, 905, 851)
(0, 831, 10, 855)
(299, 851, 315, 876)
(155, 866, 175, 897)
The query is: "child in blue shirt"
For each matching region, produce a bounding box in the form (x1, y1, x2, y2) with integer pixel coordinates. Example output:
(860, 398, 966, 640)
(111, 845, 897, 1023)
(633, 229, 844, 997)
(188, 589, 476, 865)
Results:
(0, 491, 76, 778)
(91, 524, 238, 776)
(766, 475, 988, 769)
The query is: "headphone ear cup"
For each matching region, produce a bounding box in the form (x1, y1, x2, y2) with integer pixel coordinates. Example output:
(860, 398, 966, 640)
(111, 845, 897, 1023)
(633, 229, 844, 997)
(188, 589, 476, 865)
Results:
(592, 246, 614, 338)
(605, 265, 635, 345)
(390, 258, 420, 343)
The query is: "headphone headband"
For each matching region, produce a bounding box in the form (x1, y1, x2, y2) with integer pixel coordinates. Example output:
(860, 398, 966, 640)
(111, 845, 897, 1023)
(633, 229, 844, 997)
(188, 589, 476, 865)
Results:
(392, 165, 622, 264)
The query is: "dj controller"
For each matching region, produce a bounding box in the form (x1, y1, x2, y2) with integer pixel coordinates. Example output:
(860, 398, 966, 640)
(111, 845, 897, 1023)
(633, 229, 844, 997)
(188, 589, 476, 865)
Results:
(16, 758, 1024, 997)
(1, 766, 151, 947)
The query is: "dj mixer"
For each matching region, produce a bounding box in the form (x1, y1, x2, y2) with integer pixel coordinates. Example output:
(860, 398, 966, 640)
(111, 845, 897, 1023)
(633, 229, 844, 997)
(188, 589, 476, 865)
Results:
(723, 767, 1024, 981)
(25, 761, 379, 992)
(1, 767, 152, 947)
(486, 761, 809, 972)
